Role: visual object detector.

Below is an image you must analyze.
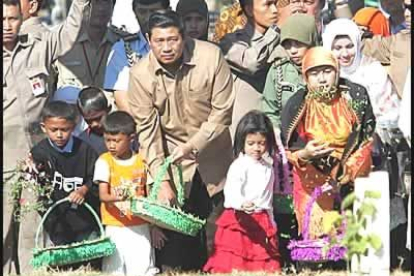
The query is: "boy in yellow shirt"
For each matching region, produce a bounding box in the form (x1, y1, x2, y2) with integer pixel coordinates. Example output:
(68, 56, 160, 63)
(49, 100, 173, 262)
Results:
(93, 111, 158, 276)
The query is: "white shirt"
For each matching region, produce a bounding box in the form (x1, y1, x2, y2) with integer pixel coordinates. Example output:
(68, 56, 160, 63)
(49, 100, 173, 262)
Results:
(223, 153, 274, 212)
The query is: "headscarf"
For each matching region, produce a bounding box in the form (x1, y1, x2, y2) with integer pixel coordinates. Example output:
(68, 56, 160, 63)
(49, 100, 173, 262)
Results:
(281, 14, 319, 47)
(322, 19, 362, 79)
(353, 7, 390, 37)
(302, 47, 340, 101)
(213, 2, 247, 43)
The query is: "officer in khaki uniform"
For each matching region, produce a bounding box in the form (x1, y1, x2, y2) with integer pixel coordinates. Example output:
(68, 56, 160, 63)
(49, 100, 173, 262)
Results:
(3, 0, 89, 273)
(55, 0, 117, 107)
(219, 0, 280, 140)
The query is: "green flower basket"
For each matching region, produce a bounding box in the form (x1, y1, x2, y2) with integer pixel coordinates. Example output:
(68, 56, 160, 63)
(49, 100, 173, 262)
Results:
(131, 156, 206, 237)
(31, 198, 116, 268)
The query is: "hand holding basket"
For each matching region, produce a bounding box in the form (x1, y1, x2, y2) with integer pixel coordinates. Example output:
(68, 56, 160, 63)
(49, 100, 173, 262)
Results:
(131, 156, 206, 237)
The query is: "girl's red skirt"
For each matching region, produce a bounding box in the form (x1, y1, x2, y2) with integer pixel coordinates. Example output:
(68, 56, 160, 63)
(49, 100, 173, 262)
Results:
(203, 209, 281, 273)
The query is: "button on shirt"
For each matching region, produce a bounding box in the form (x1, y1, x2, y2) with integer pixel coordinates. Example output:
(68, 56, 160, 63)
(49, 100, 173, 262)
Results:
(223, 154, 275, 211)
(104, 32, 150, 92)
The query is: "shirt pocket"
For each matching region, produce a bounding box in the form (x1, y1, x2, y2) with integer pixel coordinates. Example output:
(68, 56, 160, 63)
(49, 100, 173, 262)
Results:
(57, 58, 87, 84)
(25, 66, 50, 98)
(187, 79, 212, 102)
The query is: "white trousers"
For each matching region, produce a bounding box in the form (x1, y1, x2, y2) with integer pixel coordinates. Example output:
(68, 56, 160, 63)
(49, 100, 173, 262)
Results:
(103, 224, 158, 276)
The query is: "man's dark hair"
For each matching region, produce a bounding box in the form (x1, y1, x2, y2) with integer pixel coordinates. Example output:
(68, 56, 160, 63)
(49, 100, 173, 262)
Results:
(4, 0, 21, 8)
(233, 110, 276, 158)
(148, 10, 184, 38)
(77, 86, 110, 114)
(133, 0, 170, 9)
(4, 0, 20, 5)
(239, 0, 252, 15)
(102, 111, 136, 136)
(41, 101, 78, 123)
(319, 0, 326, 9)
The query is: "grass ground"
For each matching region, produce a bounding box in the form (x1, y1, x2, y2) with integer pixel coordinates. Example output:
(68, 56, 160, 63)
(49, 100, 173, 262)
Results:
(12, 268, 411, 276)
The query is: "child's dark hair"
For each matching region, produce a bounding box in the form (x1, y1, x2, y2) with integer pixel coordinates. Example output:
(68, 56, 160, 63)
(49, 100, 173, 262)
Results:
(233, 110, 276, 157)
(102, 111, 137, 136)
(77, 86, 109, 114)
(41, 101, 78, 123)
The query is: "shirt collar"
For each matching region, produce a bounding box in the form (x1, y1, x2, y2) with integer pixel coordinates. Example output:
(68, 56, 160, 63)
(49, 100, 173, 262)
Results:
(20, 17, 44, 31)
(48, 136, 74, 153)
(244, 22, 265, 41)
(136, 31, 150, 53)
(78, 29, 119, 45)
(3, 34, 32, 56)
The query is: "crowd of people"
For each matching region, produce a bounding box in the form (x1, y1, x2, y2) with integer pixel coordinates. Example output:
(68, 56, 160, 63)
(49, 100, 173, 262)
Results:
(3, 0, 411, 275)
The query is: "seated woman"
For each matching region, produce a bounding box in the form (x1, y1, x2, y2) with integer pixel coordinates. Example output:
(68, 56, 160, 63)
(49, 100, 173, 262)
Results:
(281, 47, 375, 239)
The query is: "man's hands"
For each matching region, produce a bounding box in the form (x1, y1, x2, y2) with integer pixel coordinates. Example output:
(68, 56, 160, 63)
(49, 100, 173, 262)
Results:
(298, 140, 334, 161)
(68, 185, 88, 205)
(170, 143, 197, 164)
(157, 181, 178, 206)
(151, 226, 168, 250)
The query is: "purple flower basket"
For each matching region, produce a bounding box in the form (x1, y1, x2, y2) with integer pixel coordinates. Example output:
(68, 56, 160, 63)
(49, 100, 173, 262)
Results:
(287, 186, 347, 262)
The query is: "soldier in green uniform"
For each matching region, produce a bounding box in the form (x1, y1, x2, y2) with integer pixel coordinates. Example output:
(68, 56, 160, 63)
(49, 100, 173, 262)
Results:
(262, 14, 319, 129)
(261, 13, 319, 271)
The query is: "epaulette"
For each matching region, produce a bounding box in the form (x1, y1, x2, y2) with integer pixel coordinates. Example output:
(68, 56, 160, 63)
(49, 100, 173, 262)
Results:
(273, 57, 290, 68)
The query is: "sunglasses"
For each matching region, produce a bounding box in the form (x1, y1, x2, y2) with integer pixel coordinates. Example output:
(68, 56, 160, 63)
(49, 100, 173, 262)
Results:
(404, 3, 411, 10)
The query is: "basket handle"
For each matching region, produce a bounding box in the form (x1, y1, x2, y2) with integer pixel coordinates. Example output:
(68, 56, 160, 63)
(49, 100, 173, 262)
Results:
(34, 198, 104, 249)
(149, 156, 184, 206)
(302, 186, 324, 240)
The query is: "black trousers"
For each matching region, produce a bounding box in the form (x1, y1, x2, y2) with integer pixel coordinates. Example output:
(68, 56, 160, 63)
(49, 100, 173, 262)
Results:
(155, 171, 212, 273)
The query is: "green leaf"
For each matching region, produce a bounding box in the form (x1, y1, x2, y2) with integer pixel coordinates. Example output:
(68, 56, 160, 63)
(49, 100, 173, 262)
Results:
(364, 190, 381, 199)
(341, 193, 357, 210)
(358, 203, 376, 217)
(368, 235, 382, 251)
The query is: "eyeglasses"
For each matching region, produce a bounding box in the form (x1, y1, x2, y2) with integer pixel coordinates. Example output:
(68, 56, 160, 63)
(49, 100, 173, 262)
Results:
(404, 3, 411, 10)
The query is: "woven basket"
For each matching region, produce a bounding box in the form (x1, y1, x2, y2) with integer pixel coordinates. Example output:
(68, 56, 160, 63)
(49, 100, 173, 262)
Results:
(31, 198, 116, 268)
(287, 186, 346, 262)
(131, 156, 205, 237)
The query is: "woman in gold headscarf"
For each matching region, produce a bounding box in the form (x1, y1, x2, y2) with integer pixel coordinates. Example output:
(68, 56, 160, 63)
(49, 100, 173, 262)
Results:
(281, 47, 375, 239)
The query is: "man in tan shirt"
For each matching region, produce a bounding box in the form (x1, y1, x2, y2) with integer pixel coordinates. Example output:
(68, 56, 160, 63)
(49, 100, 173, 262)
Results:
(128, 11, 234, 272)
(3, 0, 89, 273)
(55, 0, 117, 89)
(219, 0, 280, 139)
